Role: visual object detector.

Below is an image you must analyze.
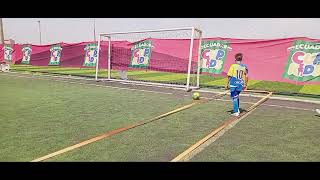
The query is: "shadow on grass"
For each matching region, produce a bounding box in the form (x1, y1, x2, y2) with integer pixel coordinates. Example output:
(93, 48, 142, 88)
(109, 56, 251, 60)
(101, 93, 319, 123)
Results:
(226, 108, 247, 114)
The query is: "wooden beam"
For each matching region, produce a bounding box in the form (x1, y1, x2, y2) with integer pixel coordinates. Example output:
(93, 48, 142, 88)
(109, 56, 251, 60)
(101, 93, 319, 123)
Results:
(171, 92, 273, 162)
(31, 91, 229, 162)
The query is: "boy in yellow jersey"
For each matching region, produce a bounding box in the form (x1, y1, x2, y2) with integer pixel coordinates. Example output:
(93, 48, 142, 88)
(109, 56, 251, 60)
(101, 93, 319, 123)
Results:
(226, 53, 248, 116)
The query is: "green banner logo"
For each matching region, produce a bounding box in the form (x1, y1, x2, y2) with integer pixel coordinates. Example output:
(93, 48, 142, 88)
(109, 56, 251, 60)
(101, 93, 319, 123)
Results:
(83, 43, 98, 67)
(129, 40, 152, 68)
(4, 45, 13, 62)
(200, 40, 231, 74)
(21, 45, 32, 64)
(49, 44, 62, 66)
(283, 40, 320, 82)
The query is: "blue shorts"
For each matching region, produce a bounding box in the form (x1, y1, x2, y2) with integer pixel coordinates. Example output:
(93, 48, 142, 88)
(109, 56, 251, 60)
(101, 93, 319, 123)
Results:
(230, 77, 244, 92)
(230, 90, 241, 99)
(230, 86, 243, 92)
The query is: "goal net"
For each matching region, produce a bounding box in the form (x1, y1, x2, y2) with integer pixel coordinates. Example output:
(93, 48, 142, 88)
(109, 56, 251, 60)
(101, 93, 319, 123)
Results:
(95, 27, 202, 91)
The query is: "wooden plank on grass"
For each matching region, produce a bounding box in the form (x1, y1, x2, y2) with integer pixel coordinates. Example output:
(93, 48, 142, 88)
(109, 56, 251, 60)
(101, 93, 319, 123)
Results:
(171, 91, 273, 162)
(31, 91, 229, 162)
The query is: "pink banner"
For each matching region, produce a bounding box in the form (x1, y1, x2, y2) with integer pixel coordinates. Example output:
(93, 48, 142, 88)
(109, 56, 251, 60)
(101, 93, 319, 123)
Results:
(1, 37, 319, 85)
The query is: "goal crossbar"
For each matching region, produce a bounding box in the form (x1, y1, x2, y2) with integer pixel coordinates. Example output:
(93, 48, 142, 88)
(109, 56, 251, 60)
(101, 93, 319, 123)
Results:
(99, 27, 202, 36)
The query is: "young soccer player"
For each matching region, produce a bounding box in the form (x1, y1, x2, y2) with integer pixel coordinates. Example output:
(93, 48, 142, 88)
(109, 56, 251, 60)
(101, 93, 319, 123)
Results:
(226, 53, 248, 117)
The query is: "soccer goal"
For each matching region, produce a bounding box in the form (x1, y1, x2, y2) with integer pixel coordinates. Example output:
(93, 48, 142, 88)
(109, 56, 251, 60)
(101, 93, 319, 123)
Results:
(95, 27, 202, 91)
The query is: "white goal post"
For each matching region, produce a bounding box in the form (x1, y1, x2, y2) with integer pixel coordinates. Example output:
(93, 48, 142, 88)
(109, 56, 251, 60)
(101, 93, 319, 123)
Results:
(95, 27, 202, 91)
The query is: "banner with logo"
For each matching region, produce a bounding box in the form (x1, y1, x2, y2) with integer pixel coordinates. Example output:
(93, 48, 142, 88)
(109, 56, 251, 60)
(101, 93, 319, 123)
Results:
(7, 38, 320, 85)
(283, 40, 320, 82)
(129, 40, 152, 68)
(3, 45, 14, 62)
(21, 45, 32, 64)
(49, 44, 62, 65)
(83, 43, 98, 67)
(200, 40, 231, 74)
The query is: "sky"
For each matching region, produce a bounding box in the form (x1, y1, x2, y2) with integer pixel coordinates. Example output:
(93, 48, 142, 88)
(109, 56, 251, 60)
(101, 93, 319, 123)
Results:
(3, 18, 320, 45)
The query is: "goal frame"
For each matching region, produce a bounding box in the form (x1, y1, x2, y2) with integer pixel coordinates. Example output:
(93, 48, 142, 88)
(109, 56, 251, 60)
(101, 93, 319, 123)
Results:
(95, 27, 202, 91)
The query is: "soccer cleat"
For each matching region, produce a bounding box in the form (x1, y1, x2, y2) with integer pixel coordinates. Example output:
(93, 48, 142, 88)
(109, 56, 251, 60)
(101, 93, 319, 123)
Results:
(231, 112, 240, 117)
(316, 109, 320, 115)
(231, 110, 240, 117)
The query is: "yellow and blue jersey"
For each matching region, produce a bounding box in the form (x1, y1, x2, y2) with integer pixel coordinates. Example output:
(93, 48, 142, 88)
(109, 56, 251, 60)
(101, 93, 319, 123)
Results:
(227, 63, 248, 91)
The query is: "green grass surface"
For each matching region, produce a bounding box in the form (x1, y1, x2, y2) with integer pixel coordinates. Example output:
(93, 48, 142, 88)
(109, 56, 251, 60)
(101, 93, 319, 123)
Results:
(0, 74, 192, 161)
(0, 72, 251, 161)
(299, 84, 320, 95)
(48, 100, 248, 161)
(11, 65, 320, 95)
(191, 106, 320, 161)
(1, 72, 318, 161)
(249, 81, 304, 94)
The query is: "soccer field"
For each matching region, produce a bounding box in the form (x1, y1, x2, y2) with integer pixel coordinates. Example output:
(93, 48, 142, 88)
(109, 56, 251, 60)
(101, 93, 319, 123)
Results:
(0, 72, 319, 161)
(0, 73, 238, 161)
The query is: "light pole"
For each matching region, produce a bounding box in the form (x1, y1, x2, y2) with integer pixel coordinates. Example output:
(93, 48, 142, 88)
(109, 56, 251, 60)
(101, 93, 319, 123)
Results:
(93, 18, 96, 42)
(0, 18, 4, 44)
(38, 20, 42, 45)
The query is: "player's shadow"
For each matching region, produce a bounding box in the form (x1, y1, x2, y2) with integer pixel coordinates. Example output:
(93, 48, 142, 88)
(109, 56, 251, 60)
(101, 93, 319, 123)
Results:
(315, 115, 320, 117)
(226, 108, 247, 114)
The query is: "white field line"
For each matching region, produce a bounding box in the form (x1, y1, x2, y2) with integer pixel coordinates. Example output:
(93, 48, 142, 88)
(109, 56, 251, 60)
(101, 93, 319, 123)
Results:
(196, 89, 320, 105)
(195, 96, 316, 112)
(10, 71, 187, 90)
(2, 73, 173, 95)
